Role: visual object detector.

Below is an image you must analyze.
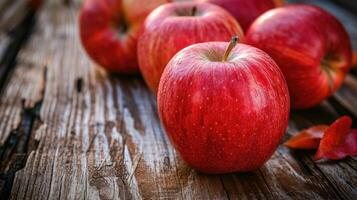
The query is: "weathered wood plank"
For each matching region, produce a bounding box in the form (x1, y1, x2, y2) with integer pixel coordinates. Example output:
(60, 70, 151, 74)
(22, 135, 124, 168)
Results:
(0, 40, 44, 199)
(289, 102, 357, 200)
(6, 1, 190, 198)
(0, 2, 39, 197)
(0, 0, 31, 59)
(333, 75, 357, 118)
(0, 0, 29, 32)
(0, 0, 355, 199)
(0, 34, 11, 61)
(0, 0, 35, 92)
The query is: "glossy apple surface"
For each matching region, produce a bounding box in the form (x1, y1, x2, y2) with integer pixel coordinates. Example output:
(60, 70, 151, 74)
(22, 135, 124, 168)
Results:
(79, 0, 139, 73)
(138, 2, 243, 93)
(245, 5, 352, 109)
(158, 41, 290, 173)
(199, 0, 276, 31)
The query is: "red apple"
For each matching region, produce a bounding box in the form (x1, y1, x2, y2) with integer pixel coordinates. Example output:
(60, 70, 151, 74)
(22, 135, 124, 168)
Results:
(138, 2, 243, 93)
(245, 5, 352, 109)
(79, 0, 140, 73)
(158, 37, 290, 173)
(198, 0, 277, 31)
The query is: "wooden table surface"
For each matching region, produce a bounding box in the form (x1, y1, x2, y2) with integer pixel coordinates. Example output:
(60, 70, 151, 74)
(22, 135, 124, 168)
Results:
(0, 0, 356, 199)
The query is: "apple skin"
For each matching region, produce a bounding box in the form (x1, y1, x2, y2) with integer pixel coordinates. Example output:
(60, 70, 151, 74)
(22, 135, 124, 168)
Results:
(198, 0, 276, 31)
(244, 5, 352, 109)
(123, 0, 282, 31)
(138, 2, 244, 93)
(158, 42, 290, 173)
(79, 0, 139, 73)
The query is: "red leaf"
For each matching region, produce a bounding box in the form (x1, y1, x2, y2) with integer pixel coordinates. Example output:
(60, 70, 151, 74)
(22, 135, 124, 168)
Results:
(314, 116, 354, 160)
(284, 125, 328, 149)
(341, 129, 357, 156)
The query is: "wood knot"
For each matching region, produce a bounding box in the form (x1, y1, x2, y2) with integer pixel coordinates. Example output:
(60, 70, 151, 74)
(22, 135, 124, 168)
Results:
(76, 78, 83, 93)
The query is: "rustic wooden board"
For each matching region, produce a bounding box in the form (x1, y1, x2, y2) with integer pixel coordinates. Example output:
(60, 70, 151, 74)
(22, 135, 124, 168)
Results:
(0, 0, 35, 92)
(0, 0, 356, 199)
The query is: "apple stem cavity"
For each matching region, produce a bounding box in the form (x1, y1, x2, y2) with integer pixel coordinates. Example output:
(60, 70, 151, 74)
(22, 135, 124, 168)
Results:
(223, 36, 239, 62)
(321, 53, 346, 91)
(321, 55, 336, 91)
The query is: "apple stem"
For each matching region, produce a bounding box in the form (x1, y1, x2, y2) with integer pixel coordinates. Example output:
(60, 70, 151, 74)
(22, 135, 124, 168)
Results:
(191, 6, 197, 16)
(222, 36, 239, 62)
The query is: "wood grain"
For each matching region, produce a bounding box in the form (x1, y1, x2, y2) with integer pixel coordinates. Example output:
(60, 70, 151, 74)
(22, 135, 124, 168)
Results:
(0, 0, 31, 60)
(0, 0, 356, 199)
(0, 0, 35, 92)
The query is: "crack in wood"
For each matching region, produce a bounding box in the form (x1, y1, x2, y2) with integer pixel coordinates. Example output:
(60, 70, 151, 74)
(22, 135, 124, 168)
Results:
(312, 162, 345, 200)
(0, 66, 46, 199)
(0, 99, 43, 199)
(75, 77, 83, 93)
(219, 176, 231, 200)
(0, 11, 36, 93)
(258, 169, 274, 199)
